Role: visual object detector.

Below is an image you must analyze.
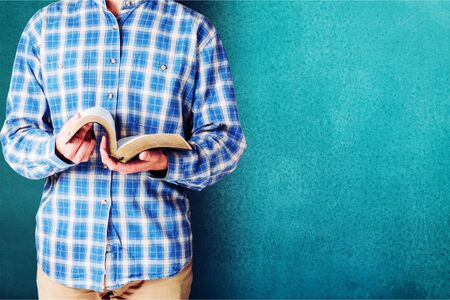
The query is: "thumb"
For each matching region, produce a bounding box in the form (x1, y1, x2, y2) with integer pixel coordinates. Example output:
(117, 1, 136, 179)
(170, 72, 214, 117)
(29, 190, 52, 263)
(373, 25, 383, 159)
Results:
(62, 112, 80, 139)
(69, 112, 81, 126)
(139, 151, 152, 161)
(73, 112, 81, 120)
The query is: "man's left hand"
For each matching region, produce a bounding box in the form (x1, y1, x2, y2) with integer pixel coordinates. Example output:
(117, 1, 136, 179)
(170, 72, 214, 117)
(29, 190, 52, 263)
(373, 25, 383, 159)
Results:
(99, 135, 168, 175)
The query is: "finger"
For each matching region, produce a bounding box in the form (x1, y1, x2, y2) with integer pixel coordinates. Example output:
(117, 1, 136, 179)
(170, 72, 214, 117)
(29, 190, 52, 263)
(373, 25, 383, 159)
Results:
(83, 131, 97, 161)
(139, 151, 152, 161)
(63, 112, 81, 134)
(114, 161, 142, 174)
(65, 123, 93, 158)
(68, 122, 91, 146)
(73, 111, 81, 121)
(57, 112, 80, 145)
(98, 137, 145, 174)
(100, 135, 120, 170)
(75, 122, 93, 142)
(69, 123, 95, 156)
(139, 150, 163, 162)
(102, 153, 119, 171)
(100, 134, 106, 149)
(99, 135, 108, 157)
(99, 145, 109, 166)
(72, 130, 95, 163)
(56, 113, 85, 160)
(73, 142, 91, 163)
(122, 156, 147, 167)
(67, 111, 81, 127)
(99, 136, 118, 169)
(99, 135, 147, 174)
(65, 131, 91, 160)
(120, 152, 165, 173)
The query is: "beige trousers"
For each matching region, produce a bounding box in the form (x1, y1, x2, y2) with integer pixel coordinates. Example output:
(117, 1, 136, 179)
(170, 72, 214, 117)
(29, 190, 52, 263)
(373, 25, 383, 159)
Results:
(36, 260, 193, 299)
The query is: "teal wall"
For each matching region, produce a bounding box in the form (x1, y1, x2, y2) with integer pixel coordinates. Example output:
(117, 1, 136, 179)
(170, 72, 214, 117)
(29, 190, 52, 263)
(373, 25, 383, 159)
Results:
(1, 1, 449, 298)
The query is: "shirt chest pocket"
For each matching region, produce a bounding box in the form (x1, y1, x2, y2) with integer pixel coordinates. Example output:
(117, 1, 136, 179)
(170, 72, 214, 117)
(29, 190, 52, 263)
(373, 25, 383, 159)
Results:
(42, 55, 94, 129)
(143, 51, 193, 93)
(43, 56, 90, 90)
(129, 52, 185, 134)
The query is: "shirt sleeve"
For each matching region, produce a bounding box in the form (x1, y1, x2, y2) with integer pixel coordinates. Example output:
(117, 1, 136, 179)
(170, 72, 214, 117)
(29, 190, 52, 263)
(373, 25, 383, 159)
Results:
(0, 11, 75, 180)
(147, 30, 247, 191)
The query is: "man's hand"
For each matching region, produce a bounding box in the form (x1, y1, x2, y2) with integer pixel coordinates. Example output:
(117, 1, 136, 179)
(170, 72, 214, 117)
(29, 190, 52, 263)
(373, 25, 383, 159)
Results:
(99, 135, 168, 175)
(55, 112, 96, 164)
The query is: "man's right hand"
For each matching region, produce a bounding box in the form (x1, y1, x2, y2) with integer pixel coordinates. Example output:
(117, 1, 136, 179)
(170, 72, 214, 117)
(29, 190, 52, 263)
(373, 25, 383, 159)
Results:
(55, 112, 97, 164)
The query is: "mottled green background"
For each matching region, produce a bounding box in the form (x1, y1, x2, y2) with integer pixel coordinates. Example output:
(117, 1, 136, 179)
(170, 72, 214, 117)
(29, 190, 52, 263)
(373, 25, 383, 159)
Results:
(1, 1, 449, 299)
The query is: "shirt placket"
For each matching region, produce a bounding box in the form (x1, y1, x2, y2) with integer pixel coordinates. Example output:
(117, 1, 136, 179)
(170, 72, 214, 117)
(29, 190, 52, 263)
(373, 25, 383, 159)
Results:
(100, 1, 139, 290)
(101, 6, 122, 291)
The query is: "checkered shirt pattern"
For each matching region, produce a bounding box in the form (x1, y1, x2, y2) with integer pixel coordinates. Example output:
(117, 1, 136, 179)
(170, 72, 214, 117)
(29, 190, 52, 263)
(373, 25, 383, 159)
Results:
(0, 0, 247, 292)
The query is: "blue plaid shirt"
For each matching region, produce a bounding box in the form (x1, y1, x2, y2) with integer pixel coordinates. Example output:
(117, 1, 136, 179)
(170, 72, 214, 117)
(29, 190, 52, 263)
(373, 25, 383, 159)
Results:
(0, 0, 247, 292)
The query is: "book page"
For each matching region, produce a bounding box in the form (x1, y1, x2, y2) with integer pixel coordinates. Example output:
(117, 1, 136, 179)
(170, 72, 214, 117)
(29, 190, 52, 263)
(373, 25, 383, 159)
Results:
(115, 134, 192, 163)
(66, 107, 118, 153)
(117, 135, 142, 149)
(79, 107, 115, 130)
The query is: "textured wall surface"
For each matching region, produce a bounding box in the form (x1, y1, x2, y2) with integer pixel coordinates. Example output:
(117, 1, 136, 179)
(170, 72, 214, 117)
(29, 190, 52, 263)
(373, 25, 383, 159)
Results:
(0, 1, 449, 299)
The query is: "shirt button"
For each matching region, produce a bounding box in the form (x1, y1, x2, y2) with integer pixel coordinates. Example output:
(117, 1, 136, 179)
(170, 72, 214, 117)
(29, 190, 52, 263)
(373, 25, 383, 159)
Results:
(108, 93, 114, 99)
(110, 58, 117, 64)
(160, 64, 167, 71)
(102, 199, 108, 205)
(112, 24, 118, 30)
(125, 1, 132, 6)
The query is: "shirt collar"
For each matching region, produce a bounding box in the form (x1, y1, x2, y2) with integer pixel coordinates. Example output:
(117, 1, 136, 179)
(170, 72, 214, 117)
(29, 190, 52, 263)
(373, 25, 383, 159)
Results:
(94, 0, 153, 10)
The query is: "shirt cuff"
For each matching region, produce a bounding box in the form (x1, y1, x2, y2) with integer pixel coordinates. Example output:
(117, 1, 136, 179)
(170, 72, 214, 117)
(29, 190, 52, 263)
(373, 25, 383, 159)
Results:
(147, 149, 184, 181)
(46, 134, 76, 170)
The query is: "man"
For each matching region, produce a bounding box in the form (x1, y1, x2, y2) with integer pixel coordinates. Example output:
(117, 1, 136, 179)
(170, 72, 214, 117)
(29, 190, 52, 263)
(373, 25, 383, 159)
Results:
(0, 0, 247, 298)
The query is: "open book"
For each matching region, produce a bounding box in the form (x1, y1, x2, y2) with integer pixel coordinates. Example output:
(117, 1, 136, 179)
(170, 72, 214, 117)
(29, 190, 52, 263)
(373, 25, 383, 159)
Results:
(65, 106, 192, 163)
